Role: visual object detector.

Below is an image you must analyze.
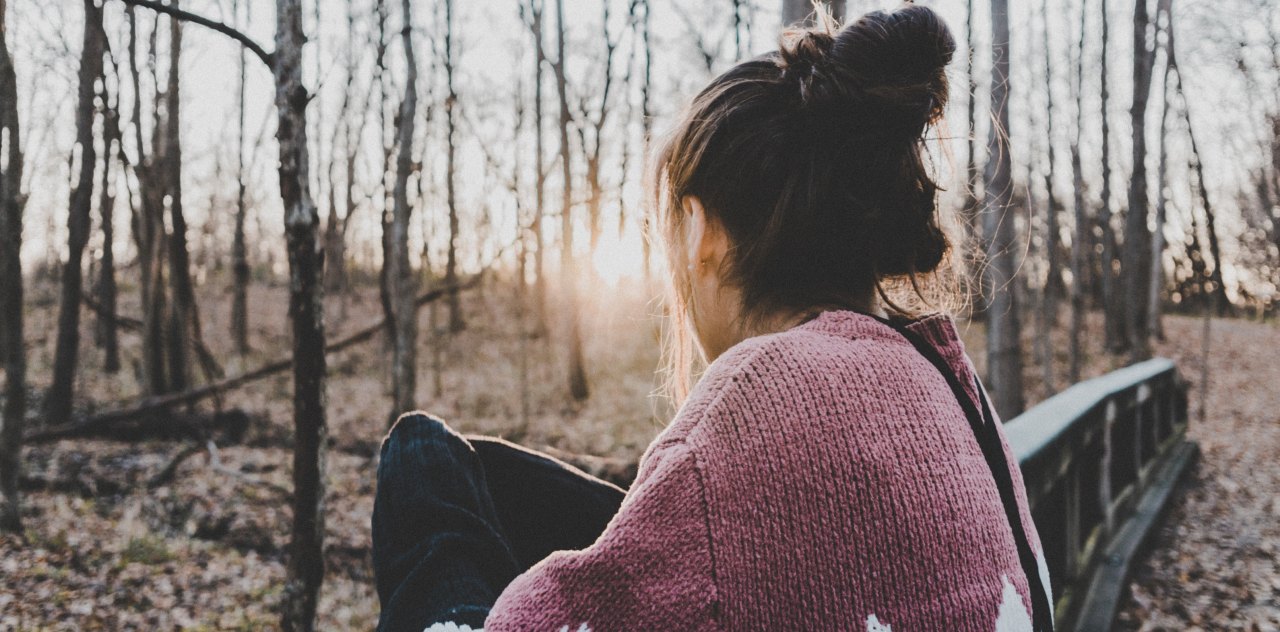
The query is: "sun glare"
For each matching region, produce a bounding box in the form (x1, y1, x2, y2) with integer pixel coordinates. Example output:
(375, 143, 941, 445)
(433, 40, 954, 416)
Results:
(591, 226, 646, 287)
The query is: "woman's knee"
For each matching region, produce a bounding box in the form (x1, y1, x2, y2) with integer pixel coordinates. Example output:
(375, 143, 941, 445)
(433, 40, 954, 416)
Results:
(384, 411, 458, 446)
(381, 412, 464, 463)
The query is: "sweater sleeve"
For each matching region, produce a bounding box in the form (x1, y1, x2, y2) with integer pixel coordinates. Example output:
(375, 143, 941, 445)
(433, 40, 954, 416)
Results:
(479, 439, 719, 632)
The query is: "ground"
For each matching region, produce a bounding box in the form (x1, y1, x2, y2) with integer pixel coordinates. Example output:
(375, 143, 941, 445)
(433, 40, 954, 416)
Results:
(1115, 317, 1280, 631)
(0, 277, 1274, 630)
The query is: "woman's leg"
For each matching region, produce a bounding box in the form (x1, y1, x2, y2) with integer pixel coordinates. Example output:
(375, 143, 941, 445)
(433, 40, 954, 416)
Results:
(467, 436, 626, 568)
(372, 413, 521, 632)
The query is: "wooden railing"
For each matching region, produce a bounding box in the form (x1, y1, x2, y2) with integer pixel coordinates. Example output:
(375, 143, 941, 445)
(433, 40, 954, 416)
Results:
(1006, 358, 1197, 632)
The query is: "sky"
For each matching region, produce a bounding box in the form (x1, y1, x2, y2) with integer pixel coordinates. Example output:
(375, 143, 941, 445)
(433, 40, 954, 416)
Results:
(7, 0, 1278, 295)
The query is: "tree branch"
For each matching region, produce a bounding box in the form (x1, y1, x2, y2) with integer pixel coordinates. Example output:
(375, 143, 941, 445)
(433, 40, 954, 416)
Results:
(117, 0, 273, 67)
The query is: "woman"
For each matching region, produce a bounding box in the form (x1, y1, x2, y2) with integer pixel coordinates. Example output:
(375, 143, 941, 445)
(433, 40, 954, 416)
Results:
(372, 4, 1054, 631)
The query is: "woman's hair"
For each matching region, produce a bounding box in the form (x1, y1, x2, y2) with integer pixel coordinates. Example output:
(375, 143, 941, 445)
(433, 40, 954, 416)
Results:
(651, 3, 963, 402)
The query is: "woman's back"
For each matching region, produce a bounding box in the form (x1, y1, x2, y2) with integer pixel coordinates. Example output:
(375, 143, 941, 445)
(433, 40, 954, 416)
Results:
(487, 311, 1050, 630)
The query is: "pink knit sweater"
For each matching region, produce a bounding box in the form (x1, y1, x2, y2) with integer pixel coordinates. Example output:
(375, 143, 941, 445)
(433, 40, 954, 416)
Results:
(453, 311, 1051, 631)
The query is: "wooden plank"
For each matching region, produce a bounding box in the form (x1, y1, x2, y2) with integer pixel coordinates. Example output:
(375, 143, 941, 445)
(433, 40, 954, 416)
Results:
(1007, 358, 1175, 463)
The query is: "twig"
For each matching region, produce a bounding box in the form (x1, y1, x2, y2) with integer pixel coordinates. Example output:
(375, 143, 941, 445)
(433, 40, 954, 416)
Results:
(147, 442, 204, 489)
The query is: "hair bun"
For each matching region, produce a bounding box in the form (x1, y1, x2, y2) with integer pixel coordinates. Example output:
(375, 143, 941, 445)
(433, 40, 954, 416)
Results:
(777, 30, 836, 103)
(780, 4, 955, 130)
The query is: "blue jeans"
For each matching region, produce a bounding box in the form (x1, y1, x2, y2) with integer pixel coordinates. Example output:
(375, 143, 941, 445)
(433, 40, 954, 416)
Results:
(371, 413, 626, 632)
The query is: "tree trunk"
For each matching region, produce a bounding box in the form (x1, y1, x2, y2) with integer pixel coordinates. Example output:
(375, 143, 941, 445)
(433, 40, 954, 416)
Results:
(273, 1, 328, 629)
(555, 0, 589, 401)
(48, 0, 104, 427)
(1069, 0, 1090, 383)
(782, 0, 845, 26)
(530, 0, 548, 332)
(386, 0, 419, 420)
(1122, 0, 1156, 360)
(1149, 0, 1174, 340)
(982, 0, 1024, 418)
(1098, 0, 1124, 351)
(0, 0, 27, 533)
(164, 4, 202, 392)
(444, 0, 464, 333)
(640, 0, 653, 286)
(231, 0, 250, 356)
(96, 63, 122, 374)
(127, 5, 170, 396)
(963, 0, 981, 234)
(1039, 0, 1062, 395)
(375, 0, 392, 345)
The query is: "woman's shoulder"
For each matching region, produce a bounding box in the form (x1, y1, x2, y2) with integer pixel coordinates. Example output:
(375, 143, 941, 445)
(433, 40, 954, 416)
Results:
(666, 324, 885, 434)
(669, 312, 971, 446)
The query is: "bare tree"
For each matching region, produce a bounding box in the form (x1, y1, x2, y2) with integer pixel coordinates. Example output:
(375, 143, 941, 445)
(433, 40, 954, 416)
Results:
(1098, 0, 1124, 350)
(555, 0, 589, 401)
(385, 0, 420, 419)
(1122, 0, 1158, 359)
(1038, 0, 1063, 394)
(963, 0, 980, 231)
(522, 0, 549, 331)
(231, 0, 250, 355)
(1149, 0, 1174, 339)
(982, 0, 1025, 417)
(164, 4, 191, 389)
(639, 0, 653, 283)
(1069, 0, 1090, 382)
(322, 0, 360, 298)
(96, 54, 123, 374)
(271, 1, 328, 625)
(577, 0, 628, 259)
(126, 4, 171, 396)
(0, 0, 27, 533)
(376, 0, 393, 341)
(116, 1, 328, 627)
(162, 2, 214, 391)
(443, 0, 464, 333)
(47, 0, 105, 427)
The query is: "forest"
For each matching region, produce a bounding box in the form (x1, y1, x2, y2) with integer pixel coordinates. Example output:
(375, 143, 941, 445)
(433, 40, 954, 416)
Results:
(1, 0, 1278, 629)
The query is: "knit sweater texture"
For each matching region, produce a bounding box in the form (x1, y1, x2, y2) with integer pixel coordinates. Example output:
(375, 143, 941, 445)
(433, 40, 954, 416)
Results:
(439, 310, 1051, 631)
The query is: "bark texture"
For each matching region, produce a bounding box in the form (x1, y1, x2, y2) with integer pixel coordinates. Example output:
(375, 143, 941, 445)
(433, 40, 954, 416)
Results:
(273, 0, 329, 626)
(386, 0, 419, 419)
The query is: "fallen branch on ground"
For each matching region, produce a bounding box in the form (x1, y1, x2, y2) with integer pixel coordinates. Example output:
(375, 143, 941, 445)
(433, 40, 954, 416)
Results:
(27, 278, 481, 443)
(26, 408, 255, 444)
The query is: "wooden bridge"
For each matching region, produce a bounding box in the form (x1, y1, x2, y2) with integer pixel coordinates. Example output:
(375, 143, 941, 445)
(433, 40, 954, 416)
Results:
(1007, 358, 1199, 632)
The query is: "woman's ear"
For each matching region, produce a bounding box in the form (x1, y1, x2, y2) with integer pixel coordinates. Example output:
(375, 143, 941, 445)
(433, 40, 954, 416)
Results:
(682, 196, 728, 275)
(683, 196, 706, 270)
